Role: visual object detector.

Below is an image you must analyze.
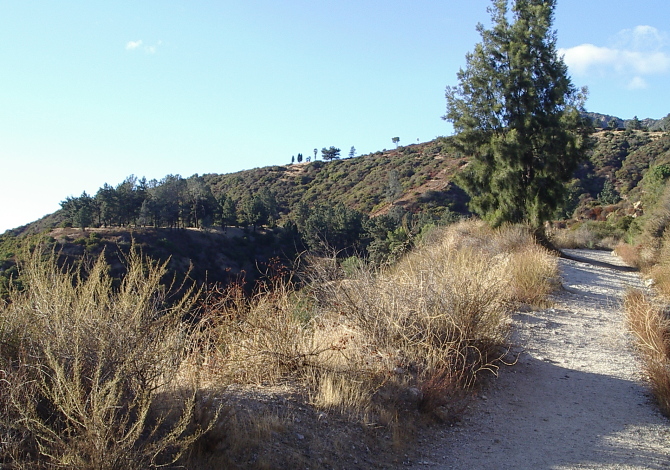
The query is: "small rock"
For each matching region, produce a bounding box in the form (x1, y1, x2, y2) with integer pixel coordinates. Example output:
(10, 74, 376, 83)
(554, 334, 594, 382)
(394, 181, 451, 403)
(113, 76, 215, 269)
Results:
(296, 433, 305, 440)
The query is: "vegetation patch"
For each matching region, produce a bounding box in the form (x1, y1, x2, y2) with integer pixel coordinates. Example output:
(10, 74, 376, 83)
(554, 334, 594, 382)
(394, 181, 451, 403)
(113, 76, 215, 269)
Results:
(0, 220, 558, 468)
(624, 290, 670, 417)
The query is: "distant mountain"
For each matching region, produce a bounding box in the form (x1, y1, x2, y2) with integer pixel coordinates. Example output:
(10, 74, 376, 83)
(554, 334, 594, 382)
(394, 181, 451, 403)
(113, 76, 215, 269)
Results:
(583, 112, 670, 131)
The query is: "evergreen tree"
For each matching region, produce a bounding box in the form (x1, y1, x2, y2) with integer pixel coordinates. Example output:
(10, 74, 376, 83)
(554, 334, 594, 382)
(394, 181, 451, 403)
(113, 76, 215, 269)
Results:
(95, 183, 118, 227)
(444, 0, 591, 227)
(257, 187, 279, 227)
(61, 192, 96, 230)
(321, 146, 341, 161)
(219, 194, 238, 228)
(297, 153, 303, 163)
(185, 176, 216, 228)
(626, 116, 643, 131)
(348, 146, 356, 159)
(598, 179, 620, 205)
(138, 198, 154, 227)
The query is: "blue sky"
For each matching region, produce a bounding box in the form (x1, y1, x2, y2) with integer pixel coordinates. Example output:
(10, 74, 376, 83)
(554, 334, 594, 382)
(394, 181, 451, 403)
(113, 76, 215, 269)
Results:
(1, 0, 669, 233)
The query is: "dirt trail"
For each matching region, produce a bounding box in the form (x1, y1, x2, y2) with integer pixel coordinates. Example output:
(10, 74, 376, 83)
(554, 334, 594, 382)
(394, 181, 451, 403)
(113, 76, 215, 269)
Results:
(412, 249, 670, 469)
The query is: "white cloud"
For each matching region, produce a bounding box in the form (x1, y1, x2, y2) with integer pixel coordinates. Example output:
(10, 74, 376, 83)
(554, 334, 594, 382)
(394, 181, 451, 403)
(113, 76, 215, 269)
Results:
(125, 39, 163, 54)
(558, 25, 670, 82)
(627, 76, 648, 90)
(616, 25, 668, 51)
(125, 40, 143, 50)
(559, 44, 617, 76)
(560, 44, 670, 76)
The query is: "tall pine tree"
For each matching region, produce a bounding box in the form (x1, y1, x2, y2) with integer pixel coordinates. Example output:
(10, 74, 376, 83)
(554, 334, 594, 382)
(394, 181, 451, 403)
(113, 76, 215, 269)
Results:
(444, 0, 591, 228)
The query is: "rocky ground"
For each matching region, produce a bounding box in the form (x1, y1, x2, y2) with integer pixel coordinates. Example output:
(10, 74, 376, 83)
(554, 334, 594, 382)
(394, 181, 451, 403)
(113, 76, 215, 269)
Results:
(409, 249, 670, 469)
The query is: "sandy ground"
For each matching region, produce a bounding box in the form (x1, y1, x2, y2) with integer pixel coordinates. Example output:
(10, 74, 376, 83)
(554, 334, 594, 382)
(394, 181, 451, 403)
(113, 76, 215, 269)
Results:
(410, 249, 670, 469)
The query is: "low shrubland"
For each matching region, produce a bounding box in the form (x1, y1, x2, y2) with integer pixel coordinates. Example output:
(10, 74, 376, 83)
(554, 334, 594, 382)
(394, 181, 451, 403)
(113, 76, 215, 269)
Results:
(0, 220, 558, 468)
(550, 219, 630, 250)
(198, 220, 557, 463)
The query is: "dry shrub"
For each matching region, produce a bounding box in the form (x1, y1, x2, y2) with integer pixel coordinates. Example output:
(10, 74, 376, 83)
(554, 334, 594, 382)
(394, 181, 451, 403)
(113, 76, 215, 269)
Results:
(301, 221, 557, 419)
(614, 242, 643, 270)
(201, 279, 349, 385)
(0, 246, 214, 469)
(550, 224, 600, 249)
(507, 244, 558, 307)
(624, 289, 670, 416)
(646, 230, 670, 297)
(193, 220, 559, 457)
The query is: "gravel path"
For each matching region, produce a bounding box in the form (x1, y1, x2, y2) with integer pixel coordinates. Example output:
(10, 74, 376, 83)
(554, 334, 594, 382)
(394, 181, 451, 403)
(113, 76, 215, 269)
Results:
(412, 249, 670, 469)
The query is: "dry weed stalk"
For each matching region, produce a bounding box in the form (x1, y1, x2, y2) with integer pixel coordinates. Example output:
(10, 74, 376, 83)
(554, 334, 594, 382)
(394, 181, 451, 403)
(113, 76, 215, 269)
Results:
(300, 221, 558, 419)
(624, 289, 670, 416)
(0, 246, 215, 469)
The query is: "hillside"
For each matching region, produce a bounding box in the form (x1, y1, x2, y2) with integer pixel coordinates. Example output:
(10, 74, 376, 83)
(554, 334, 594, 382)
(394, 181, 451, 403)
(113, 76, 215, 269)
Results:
(2, 124, 670, 297)
(202, 138, 469, 219)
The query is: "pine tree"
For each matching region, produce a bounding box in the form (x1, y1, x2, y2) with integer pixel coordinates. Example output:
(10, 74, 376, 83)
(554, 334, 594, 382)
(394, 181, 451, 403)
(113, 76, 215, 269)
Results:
(444, 0, 591, 228)
(321, 146, 341, 161)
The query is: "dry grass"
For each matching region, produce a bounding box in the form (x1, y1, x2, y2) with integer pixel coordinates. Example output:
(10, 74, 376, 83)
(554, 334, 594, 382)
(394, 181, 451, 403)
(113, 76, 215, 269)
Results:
(647, 231, 670, 297)
(550, 222, 622, 250)
(615, 230, 670, 297)
(0, 221, 559, 467)
(204, 221, 558, 425)
(624, 289, 670, 416)
(551, 224, 601, 249)
(0, 246, 216, 469)
(614, 242, 644, 270)
(507, 244, 559, 307)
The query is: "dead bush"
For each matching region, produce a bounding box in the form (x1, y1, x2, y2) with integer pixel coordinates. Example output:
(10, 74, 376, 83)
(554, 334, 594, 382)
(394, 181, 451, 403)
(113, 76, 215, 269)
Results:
(624, 289, 670, 417)
(0, 246, 214, 469)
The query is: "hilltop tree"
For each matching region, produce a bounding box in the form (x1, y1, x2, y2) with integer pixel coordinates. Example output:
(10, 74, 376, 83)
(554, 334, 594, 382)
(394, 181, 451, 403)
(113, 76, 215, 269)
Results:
(297, 153, 303, 163)
(392, 137, 400, 148)
(95, 183, 118, 227)
(444, 0, 590, 228)
(186, 175, 217, 228)
(61, 192, 96, 230)
(321, 146, 341, 161)
(349, 146, 356, 159)
(626, 116, 643, 131)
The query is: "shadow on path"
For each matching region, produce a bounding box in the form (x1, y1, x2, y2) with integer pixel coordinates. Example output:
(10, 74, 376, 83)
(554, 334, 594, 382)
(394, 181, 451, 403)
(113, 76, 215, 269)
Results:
(438, 355, 670, 469)
(559, 249, 638, 273)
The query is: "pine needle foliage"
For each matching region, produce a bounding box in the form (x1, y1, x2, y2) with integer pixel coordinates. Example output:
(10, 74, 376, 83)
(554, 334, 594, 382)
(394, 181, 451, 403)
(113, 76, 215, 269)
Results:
(444, 0, 591, 227)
